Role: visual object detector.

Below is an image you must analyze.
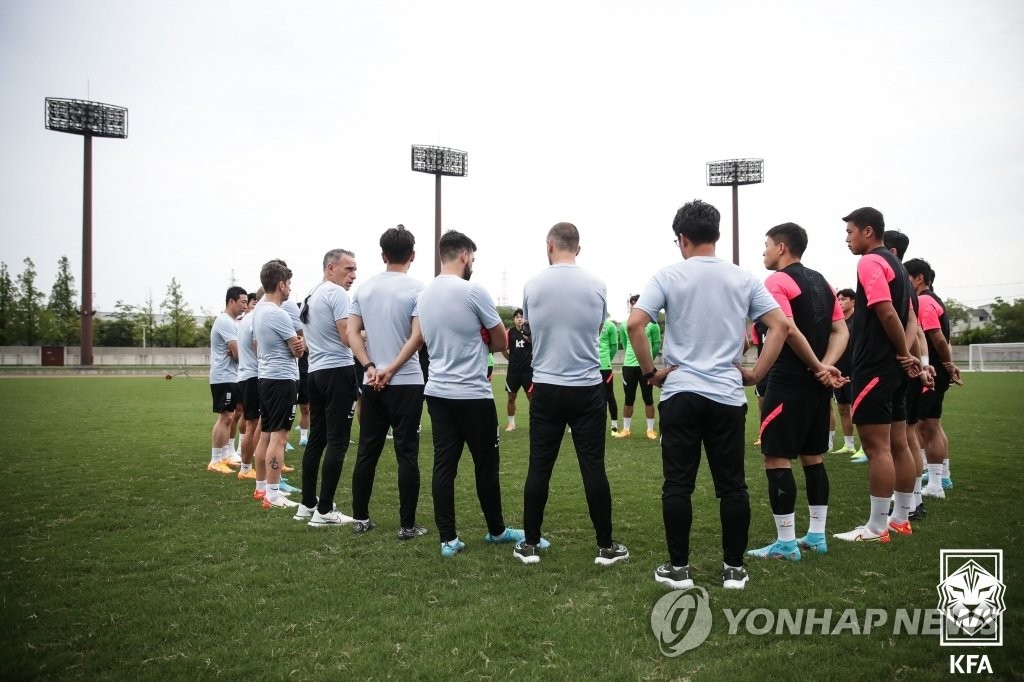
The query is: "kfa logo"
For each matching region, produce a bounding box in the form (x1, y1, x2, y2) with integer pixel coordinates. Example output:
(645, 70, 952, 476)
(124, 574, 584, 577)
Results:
(949, 654, 993, 674)
(937, 549, 1005, 647)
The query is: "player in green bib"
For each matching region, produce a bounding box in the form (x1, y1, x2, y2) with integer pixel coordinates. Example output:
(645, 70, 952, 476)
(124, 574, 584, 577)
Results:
(598, 316, 620, 434)
(616, 294, 661, 439)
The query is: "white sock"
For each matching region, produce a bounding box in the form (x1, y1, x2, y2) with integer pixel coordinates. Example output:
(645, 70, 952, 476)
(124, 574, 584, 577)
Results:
(240, 463, 251, 474)
(845, 435, 855, 448)
(891, 492, 914, 524)
(300, 428, 309, 440)
(773, 513, 797, 542)
(926, 463, 944, 491)
(256, 480, 266, 492)
(267, 482, 280, 501)
(646, 418, 655, 431)
(868, 496, 891, 534)
(508, 416, 516, 427)
(611, 420, 618, 429)
(221, 444, 234, 460)
(827, 430, 835, 450)
(623, 418, 632, 430)
(913, 476, 923, 508)
(943, 458, 950, 478)
(808, 505, 828, 534)
(210, 447, 222, 465)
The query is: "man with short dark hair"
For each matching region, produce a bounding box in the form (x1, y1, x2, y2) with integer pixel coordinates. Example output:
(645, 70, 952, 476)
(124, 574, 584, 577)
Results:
(207, 286, 247, 474)
(418, 230, 525, 557)
(502, 307, 533, 431)
(293, 249, 359, 527)
(251, 261, 306, 510)
(831, 288, 859, 457)
(834, 209, 923, 542)
(515, 222, 627, 566)
(349, 226, 429, 539)
(747, 222, 847, 562)
(628, 199, 789, 591)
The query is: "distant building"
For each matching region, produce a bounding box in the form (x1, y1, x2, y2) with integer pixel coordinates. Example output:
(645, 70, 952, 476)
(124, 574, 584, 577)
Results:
(950, 303, 993, 337)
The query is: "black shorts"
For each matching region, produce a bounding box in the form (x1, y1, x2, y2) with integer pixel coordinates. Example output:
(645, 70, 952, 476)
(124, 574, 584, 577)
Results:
(258, 378, 297, 433)
(505, 368, 533, 394)
(851, 371, 907, 425)
(759, 387, 831, 458)
(622, 365, 654, 406)
(355, 363, 365, 395)
(238, 377, 261, 421)
(211, 383, 237, 413)
(297, 355, 310, 404)
(905, 378, 924, 426)
(833, 383, 852, 405)
(918, 382, 949, 420)
(487, 365, 494, 381)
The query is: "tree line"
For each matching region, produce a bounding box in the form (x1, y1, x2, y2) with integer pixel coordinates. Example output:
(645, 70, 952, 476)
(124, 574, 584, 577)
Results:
(0, 257, 212, 348)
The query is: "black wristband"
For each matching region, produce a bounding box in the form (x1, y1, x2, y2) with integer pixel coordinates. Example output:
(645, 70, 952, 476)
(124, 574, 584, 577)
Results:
(363, 362, 376, 371)
(642, 368, 657, 381)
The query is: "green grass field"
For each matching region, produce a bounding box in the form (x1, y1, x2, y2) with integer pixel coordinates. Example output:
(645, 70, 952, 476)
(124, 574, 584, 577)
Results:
(1, 373, 1022, 680)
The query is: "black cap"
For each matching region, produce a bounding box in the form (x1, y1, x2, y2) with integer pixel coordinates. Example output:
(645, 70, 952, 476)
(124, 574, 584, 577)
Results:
(842, 207, 885, 231)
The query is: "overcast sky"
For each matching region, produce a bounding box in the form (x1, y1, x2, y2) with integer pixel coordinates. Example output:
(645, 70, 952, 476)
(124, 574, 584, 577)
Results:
(2, 0, 1022, 319)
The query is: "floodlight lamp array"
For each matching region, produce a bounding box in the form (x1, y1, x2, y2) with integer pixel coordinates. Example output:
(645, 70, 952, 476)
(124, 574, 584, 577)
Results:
(706, 158, 763, 186)
(411, 145, 468, 177)
(45, 98, 128, 139)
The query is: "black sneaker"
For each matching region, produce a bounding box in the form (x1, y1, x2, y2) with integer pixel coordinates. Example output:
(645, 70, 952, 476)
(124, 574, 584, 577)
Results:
(594, 541, 629, 566)
(397, 525, 428, 540)
(353, 519, 376, 534)
(513, 540, 540, 565)
(908, 503, 927, 522)
(654, 562, 694, 589)
(722, 565, 749, 590)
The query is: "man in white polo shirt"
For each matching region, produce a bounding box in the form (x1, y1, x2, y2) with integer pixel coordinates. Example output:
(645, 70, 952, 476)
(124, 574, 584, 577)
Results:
(207, 286, 247, 474)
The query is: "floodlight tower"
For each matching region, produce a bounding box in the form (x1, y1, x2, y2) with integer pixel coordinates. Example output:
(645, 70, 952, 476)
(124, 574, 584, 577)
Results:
(706, 158, 763, 266)
(411, 145, 468, 276)
(45, 98, 128, 366)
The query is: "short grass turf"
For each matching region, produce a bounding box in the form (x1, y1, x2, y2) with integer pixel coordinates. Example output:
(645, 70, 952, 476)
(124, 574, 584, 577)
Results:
(1, 373, 1021, 680)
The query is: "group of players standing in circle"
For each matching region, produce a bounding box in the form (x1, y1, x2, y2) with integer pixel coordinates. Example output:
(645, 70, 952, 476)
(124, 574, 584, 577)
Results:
(204, 200, 961, 590)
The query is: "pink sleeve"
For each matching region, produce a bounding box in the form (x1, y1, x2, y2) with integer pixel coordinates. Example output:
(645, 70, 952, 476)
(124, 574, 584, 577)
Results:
(765, 271, 799, 317)
(829, 285, 844, 322)
(918, 296, 941, 332)
(857, 254, 894, 307)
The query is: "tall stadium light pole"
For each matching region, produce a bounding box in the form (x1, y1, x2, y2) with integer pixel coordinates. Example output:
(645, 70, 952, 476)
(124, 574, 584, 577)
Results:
(411, 145, 468, 276)
(706, 159, 764, 266)
(45, 98, 128, 366)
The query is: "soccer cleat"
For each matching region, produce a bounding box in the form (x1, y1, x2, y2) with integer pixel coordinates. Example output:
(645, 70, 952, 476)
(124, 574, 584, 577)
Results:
(746, 539, 802, 561)
(833, 525, 891, 543)
(942, 477, 953, 490)
(831, 445, 856, 455)
(888, 519, 913, 536)
(595, 542, 629, 566)
(654, 563, 694, 590)
(484, 528, 525, 544)
(206, 461, 234, 474)
(285, 442, 295, 451)
(921, 486, 946, 499)
(262, 495, 300, 510)
(252, 489, 266, 501)
(614, 429, 631, 439)
(850, 453, 868, 464)
(440, 538, 465, 558)
(610, 426, 618, 434)
(722, 566, 750, 589)
(278, 480, 301, 495)
(293, 503, 316, 521)
(505, 423, 516, 432)
(309, 510, 355, 527)
(397, 525, 429, 540)
(910, 503, 927, 520)
(646, 429, 658, 440)
(282, 464, 295, 473)
(352, 519, 376, 534)
(513, 541, 540, 565)
(222, 453, 242, 467)
(796, 533, 829, 555)
(237, 468, 257, 480)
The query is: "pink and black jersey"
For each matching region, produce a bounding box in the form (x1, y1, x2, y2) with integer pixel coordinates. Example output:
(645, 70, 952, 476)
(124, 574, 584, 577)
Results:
(764, 263, 844, 391)
(918, 290, 951, 384)
(852, 247, 910, 378)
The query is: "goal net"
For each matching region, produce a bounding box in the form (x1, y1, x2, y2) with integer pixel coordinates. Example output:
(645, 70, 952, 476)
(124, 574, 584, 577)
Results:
(967, 342, 1024, 371)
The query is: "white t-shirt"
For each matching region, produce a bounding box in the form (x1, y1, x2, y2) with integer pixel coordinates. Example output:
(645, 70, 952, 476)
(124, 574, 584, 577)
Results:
(208, 312, 239, 384)
(634, 256, 779, 406)
(236, 312, 258, 381)
(350, 271, 424, 386)
(302, 281, 353, 373)
(418, 275, 500, 399)
(253, 299, 300, 381)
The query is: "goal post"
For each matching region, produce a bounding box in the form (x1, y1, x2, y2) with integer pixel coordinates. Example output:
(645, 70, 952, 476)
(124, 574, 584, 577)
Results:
(967, 342, 1024, 371)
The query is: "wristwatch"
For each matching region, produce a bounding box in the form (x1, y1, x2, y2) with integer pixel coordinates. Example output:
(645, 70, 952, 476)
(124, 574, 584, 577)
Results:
(363, 362, 376, 371)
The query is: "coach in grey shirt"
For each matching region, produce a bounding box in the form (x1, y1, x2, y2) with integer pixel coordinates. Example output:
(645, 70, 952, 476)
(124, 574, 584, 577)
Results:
(514, 222, 628, 567)
(418, 230, 525, 557)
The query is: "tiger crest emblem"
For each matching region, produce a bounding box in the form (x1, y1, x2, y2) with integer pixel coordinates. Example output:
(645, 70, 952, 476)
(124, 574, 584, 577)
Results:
(937, 559, 1006, 635)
